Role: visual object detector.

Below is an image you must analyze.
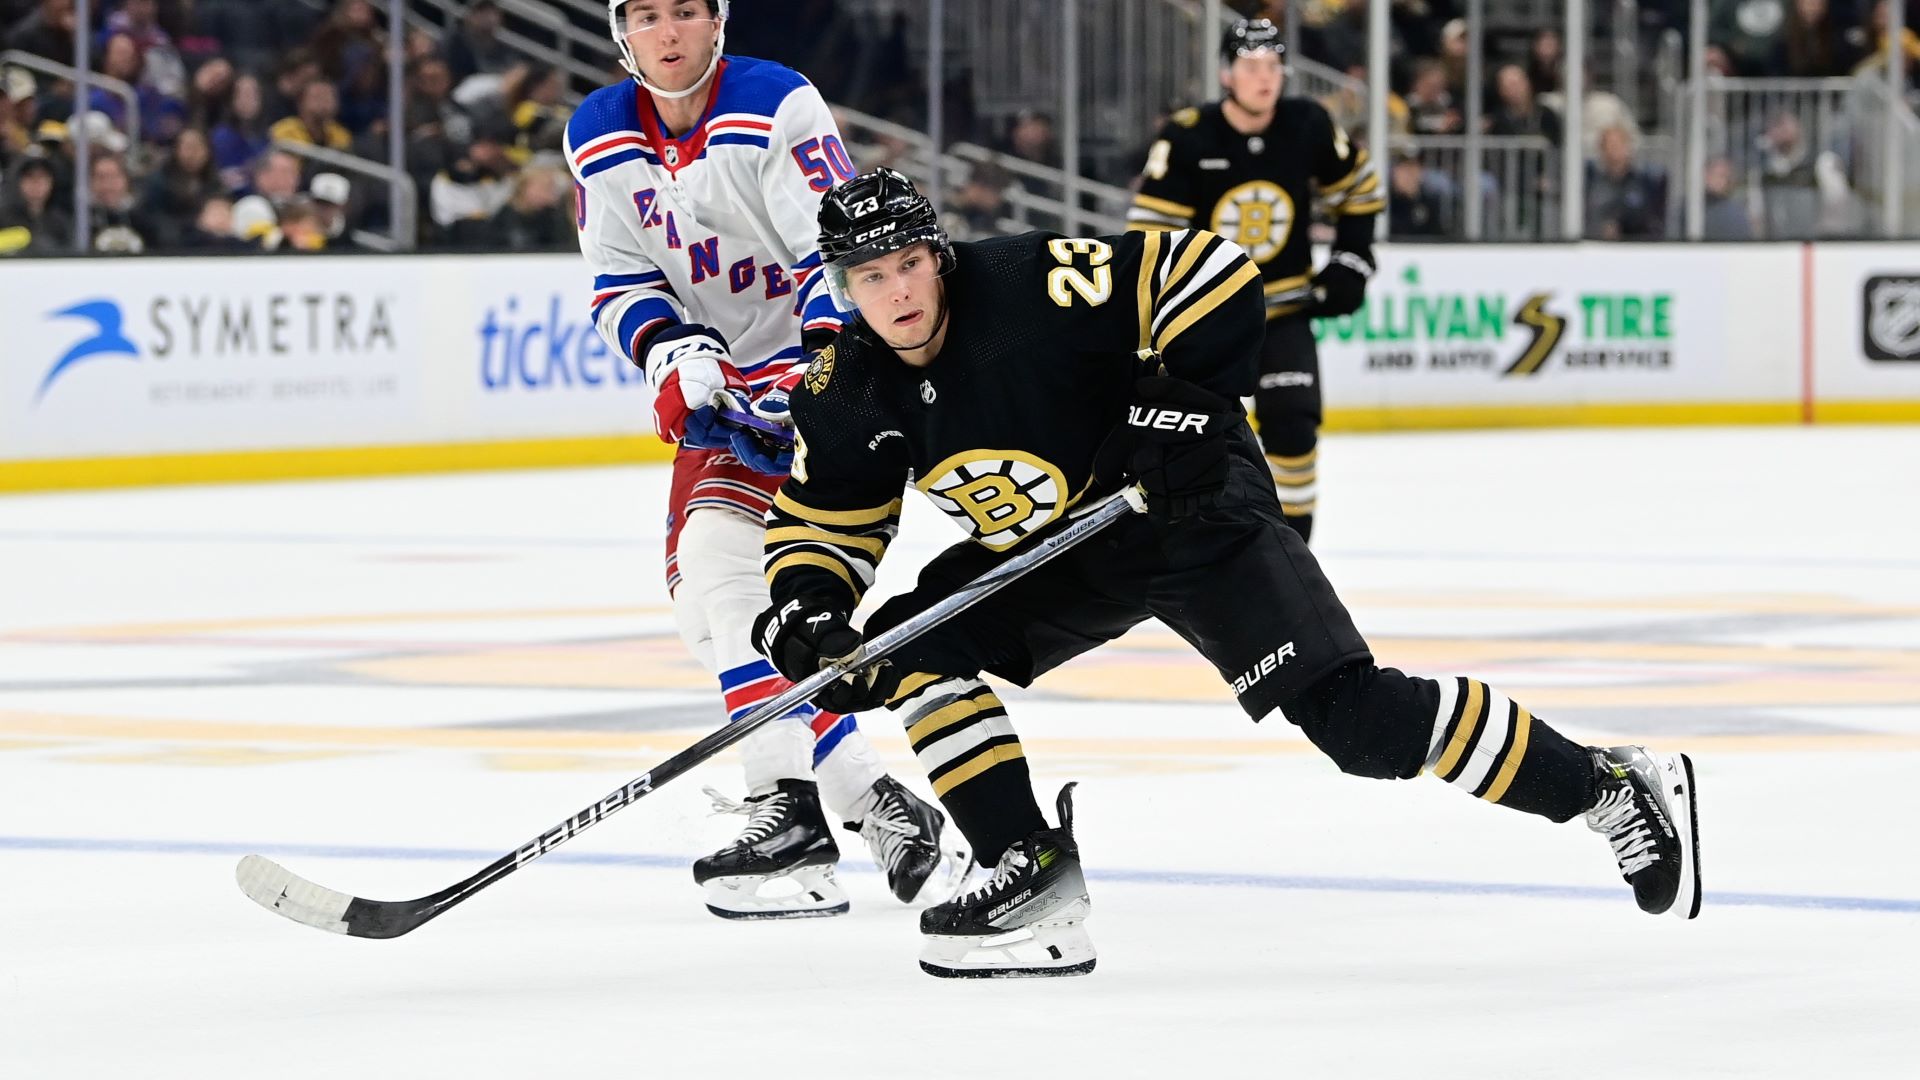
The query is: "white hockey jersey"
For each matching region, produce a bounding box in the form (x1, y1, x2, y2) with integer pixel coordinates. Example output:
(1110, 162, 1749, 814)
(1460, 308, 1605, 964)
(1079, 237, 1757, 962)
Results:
(563, 56, 854, 401)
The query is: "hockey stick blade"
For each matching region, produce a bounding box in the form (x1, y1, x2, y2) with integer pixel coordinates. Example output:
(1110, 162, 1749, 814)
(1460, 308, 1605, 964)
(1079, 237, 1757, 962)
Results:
(234, 486, 1144, 939)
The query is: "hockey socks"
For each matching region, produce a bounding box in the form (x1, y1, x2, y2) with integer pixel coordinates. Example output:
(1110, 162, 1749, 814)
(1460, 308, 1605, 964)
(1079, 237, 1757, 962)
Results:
(891, 674, 1045, 865)
(1424, 677, 1597, 823)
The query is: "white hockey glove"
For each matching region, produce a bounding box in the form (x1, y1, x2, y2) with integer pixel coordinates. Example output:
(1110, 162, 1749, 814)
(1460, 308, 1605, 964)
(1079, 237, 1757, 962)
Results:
(644, 323, 748, 446)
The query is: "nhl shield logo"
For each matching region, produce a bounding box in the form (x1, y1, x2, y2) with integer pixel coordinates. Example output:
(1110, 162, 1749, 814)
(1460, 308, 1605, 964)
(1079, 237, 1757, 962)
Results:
(664, 144, 680, 166)
(1863, 275, 1920, 361)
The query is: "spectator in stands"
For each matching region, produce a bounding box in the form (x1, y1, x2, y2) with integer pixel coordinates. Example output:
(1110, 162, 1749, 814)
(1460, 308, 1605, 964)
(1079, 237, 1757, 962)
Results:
(231, 192, 280, 247)
(2, 64, 36, 168)
(1753, 110, 1853, 237)
(183, 192, 248, 249)
(1005, 109, 1058, 170)
(95, 31, 187, 144)
(5, 0, 76, 63)
(1319, 63, 1409, 148)
(263, 49, 322, 124)
(1438, 18, 1470, 100)
(0, 154, 71, 253)
(430, 113, 513, 246)
(1586, 124, 1667, 239)
(338, 50, 387, 134)
(1529, 27, 1563, 95)
(1486, 64, 1562, 145)
(309, 170, 354, 246)
(1388, 151, 1448, 237)
(269, 78, 352, 151)
(1406, 59, 1462, 135)
(445, 0, 512, 84)
(1701, 155, 1754, 239)
(405, 55, 469, 185)
(277, 195, 329, 251)
(186, 56, 234, 131)
(104, 0, 186, 102)
(141, 125, 218, 243)
(1779, 0, 1863, 76)
(86, 151, 158, 251)
(311, 0, 382, 83)
(211, 72, 269, 191)
(1852, 0, 1920, 86)
(1713, 0, 1791, 75)
(485, 161, 568, 249)
(948, 160, 1013, 240)
(504, 64, 566, 162)
(249, 146, 302, 208)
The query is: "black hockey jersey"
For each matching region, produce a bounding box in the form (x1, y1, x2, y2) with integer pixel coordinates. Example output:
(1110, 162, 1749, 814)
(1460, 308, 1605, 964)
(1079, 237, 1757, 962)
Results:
(1129, 100, 1382, 319)
(765, 228, 1263, 612)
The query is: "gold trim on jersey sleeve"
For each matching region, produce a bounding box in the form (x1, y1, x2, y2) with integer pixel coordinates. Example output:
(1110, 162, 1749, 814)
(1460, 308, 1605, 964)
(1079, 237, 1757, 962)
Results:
(765, 551, 858, 596)
(1263, 274, 1312, 296)
(1164, 231, 1216, 298)
(1133, 193, 1198, 220)
(1319, 148, 1373, 197)
(1135, 229, 1165, 353)
(772, 488, 902, 527)
(1153, 260, 1261, 352)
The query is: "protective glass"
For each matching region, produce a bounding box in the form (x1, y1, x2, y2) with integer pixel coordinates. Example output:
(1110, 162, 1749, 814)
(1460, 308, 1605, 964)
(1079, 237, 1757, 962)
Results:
(615, 3, 715, 35)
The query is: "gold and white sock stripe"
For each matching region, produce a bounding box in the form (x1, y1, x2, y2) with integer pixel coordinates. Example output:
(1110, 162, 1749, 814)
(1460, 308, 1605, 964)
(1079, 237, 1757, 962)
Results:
(893, 676, 1024, 798)
(1266, 450, 1317, 517)
(1423, 677, 1536, 804)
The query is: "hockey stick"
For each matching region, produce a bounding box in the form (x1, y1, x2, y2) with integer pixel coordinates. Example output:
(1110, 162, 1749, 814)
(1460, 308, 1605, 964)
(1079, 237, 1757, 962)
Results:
(715, 404, 795, 446)
(236, 484, 1148, 938)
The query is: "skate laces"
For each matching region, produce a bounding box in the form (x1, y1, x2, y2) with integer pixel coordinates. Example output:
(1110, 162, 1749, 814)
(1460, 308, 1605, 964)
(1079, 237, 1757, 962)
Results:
(1586, 786, 1660, 876)
(703, 786, 790, 848)
(953, 846, 1031, 907)
(858, 790, 924, 874)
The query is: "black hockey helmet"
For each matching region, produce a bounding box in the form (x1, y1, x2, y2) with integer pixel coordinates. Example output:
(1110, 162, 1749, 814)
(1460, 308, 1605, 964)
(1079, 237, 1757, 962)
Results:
(818, 167, 955, 308)
(1221, 18, 1285, 65)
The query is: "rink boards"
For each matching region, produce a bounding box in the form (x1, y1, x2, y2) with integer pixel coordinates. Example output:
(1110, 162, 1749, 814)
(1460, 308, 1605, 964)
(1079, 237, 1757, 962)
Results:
(1, 242, 1918, 491)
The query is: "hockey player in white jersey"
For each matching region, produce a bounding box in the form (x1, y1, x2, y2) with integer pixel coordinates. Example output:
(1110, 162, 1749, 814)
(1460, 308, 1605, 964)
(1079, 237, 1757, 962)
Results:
(566, 0, 966, 918)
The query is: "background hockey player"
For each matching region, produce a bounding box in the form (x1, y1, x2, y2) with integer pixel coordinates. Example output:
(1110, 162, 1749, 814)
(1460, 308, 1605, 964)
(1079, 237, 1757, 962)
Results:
(566, 0, 964, 919)
(754, 169, 1701, 978)
(1128, 18, 1384, 542)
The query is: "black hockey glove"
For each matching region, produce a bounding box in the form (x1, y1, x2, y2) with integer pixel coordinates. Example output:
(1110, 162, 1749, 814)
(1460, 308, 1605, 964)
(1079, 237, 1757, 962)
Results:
(1312, 249, 1375, 318)
(1100, 376, 1242, 524)
(753, 597, 902, 714)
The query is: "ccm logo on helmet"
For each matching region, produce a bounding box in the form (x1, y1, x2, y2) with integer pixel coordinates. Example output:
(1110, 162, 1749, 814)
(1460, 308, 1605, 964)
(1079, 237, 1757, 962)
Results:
(1126, 406, 1211, 434)
(852, 222, 899, 244)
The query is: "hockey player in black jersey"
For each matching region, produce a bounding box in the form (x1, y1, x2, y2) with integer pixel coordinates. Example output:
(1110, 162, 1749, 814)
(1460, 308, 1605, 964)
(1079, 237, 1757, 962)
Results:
(752, 169, 1701, 979)
(1129, 18, 1384, 542)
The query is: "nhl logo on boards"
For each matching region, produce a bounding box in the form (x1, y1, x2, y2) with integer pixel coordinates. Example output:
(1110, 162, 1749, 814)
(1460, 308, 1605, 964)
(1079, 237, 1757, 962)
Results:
(917, 450, 1067, 551)
(1862, 274, 1920, 361)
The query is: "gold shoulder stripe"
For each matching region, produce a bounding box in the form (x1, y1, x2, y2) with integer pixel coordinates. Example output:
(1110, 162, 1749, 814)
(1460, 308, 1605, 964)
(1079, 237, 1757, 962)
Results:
(1171, 107, 1200, 127)
(1126, 221, 1180, 233)
(773, 488, 902, 527)
(1162, 230, 1216, 299)
(1336, 198, 1386, 216)
(1133, 193, 1197, 220)
(765, 551, 859, 598)
(1153, 259, 1260, 352)
(1135, 229, 1164, 353)
(764, 525, 889, 559)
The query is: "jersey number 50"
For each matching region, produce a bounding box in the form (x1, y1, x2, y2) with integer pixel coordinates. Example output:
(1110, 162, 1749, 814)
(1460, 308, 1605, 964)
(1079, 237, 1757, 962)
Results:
(793, 135, 858, 192)
(1045, 238, 1113, 308)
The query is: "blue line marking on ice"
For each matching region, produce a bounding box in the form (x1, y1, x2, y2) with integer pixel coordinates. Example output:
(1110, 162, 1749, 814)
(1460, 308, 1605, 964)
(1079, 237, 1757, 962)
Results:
(5, 835, 1915, 915)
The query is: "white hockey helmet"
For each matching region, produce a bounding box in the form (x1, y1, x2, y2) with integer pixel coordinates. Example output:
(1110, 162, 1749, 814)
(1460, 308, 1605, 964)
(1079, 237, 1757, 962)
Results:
(608, 0, 730, 100)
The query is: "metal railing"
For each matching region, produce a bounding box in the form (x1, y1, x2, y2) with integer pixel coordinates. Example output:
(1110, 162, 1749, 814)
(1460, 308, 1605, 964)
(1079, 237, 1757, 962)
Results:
(0, 49, 143, 167)
(1389, 134, 1564, 241)
(272, 139, 420, 251)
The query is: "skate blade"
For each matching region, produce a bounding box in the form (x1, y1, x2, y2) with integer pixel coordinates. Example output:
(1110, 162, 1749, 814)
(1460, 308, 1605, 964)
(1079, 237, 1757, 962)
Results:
(1671, 752, 1701, 920)
(701, 864, 849, 921)
(918, 919, 1096, 978)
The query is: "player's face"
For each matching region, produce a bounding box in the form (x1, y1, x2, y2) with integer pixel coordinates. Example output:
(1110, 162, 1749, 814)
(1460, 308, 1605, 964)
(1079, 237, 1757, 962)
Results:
(843, 244, 945, 349)
(619, 0, 719, 92)
(1222, 51, 1284, 113)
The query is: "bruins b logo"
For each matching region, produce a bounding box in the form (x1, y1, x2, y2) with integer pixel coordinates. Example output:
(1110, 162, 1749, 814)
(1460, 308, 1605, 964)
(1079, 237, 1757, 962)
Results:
(917, 450, 1068, 551)
(1210, 180, 1294, 264)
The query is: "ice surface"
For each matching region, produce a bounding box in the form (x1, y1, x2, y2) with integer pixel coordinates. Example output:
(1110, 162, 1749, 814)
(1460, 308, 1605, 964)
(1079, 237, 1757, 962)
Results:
(3, 426, 1917, 1078)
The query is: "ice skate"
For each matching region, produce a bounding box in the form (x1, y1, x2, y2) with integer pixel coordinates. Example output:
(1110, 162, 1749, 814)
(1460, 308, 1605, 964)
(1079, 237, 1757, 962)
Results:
(845, 776, 971, 906)
(1586, 746, 1701, 919)
(694, 779, 848, 920)
(919, 783, 1095, 978)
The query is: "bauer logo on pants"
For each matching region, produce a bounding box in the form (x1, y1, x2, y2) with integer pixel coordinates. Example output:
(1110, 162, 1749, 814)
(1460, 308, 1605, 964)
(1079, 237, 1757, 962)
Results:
(1862, 275, 1920, 361)
(1232, 641, 1297, 698)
